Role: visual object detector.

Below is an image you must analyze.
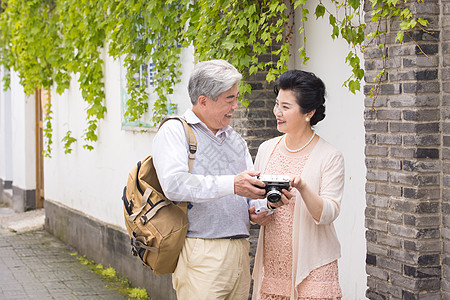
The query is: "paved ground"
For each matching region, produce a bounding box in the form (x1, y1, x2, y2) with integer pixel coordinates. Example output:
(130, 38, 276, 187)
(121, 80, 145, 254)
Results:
(0, 207, 127, 300)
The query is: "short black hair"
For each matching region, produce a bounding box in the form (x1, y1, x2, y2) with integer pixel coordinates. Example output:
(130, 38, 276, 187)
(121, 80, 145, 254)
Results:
(274, 70, 326, 126)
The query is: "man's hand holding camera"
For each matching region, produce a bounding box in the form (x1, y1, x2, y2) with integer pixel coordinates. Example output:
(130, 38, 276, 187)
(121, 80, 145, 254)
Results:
(234, 170, 266, 199)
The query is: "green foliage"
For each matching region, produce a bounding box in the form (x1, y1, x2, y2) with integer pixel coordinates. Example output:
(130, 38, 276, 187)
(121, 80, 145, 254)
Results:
(98, 265, 117, 278)
(181, 0, 292, 105)
(107, 0, 183, 125)
(0, 0, 428, 153)
(366, 0, 428, 99)
(43, 101, 53, 158)
(0, 0, 64, 94)
(61, 131, 77, 154)
(73, 254, 150, 300)
(57, 0, 107, 150)
(128, 288, 150, 300)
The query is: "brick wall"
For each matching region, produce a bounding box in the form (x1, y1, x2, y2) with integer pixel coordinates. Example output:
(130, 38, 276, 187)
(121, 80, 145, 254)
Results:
(442, 0, 450, 297)
(231, 71, 280, 158)
(364, 0, 445, 298)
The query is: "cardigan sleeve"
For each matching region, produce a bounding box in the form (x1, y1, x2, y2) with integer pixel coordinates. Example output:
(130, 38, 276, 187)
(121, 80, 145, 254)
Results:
(317, 150, 345, 225)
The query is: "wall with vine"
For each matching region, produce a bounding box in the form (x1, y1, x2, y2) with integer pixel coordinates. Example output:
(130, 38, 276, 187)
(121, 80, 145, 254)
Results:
(0, 0, 427, 156)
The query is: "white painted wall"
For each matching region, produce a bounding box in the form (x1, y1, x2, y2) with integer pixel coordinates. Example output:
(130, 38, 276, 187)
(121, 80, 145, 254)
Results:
(291, 1, 367, 298)
(0, 68, 13, 183)
(10, 71, 35, 190)
(44, 47, 195, 227)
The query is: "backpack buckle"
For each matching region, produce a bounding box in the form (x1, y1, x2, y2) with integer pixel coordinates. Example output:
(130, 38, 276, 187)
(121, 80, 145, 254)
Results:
(131, 238, 138, 256)
(140, 215, 148, 225)
(189, 145, 197, 154)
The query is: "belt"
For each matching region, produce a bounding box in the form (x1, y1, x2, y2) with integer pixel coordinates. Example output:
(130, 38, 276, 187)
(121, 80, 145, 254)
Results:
(187, 235, 249, 240)
(222, 235, 249, 240)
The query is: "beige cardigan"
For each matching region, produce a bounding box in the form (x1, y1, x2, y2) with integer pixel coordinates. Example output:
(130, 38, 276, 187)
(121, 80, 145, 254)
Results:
(252, 136, 345, 300)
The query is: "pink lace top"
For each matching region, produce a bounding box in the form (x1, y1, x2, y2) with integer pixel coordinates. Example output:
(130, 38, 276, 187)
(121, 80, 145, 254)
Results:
(259, 144, 342, 300)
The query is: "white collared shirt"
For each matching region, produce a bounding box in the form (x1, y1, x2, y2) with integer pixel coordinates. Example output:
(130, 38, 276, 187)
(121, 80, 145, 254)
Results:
(152, 109, 254, 203)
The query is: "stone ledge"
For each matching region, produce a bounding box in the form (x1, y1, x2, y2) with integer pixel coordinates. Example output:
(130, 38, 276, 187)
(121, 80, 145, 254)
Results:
(44, 199, 177, 300)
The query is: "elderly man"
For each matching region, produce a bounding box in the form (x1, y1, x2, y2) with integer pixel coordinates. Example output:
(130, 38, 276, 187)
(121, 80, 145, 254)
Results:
(153, 59, 266, 300)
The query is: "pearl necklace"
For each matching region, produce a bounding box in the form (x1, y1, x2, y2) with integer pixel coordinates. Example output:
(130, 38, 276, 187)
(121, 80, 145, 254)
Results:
(283, 132, 316, 153)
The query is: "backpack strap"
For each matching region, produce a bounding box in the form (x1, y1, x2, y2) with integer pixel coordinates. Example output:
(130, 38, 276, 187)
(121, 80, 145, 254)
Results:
(177, 118, 197, 173)
(159, 116, 197, 173)
(158, 117, 197, 213)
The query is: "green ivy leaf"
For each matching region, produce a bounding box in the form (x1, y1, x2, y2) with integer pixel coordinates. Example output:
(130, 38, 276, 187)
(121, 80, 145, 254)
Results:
(395, 31, 404, 42)
(348, 80, 360, 94)
(355, 68, 364, 80)
(417, 18, 429, 26)
(62, 131, 77, 154)
(315, 4, 325, 19)
(348, 0, 361, 10)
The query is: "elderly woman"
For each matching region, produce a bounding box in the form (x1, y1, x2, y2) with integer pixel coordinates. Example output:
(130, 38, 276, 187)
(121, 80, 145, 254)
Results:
(249, 70, 345, 300)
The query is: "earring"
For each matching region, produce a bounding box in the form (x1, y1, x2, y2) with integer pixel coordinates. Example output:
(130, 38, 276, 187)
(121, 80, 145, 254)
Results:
(305, 117, 310, 122)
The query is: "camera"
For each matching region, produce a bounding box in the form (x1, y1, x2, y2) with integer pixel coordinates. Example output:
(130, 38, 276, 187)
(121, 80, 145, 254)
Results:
(258, 174, 291, 203)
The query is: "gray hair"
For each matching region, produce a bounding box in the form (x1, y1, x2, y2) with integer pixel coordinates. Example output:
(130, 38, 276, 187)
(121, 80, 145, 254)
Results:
(188, 59, 242, 105)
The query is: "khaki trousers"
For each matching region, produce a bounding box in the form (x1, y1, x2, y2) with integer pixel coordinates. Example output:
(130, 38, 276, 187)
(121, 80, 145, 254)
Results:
(172, 237, 251, 300)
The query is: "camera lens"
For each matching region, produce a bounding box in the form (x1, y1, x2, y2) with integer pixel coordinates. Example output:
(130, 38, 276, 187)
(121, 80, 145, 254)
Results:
(267, 188, 281, 203)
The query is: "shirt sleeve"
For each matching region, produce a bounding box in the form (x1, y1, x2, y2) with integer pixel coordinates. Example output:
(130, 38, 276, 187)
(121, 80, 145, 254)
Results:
(152, 120, 235, 203)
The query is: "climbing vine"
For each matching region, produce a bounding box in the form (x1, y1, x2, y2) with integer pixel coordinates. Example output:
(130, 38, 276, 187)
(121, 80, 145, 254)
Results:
(0, 0, 427, 154)
(106, 0, 183, 125)
(57, 0, 108, 151)
(366, 0, 428, 100)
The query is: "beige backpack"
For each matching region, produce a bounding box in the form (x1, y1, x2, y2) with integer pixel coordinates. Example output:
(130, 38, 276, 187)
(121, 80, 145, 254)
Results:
(122, 117, 196, 275)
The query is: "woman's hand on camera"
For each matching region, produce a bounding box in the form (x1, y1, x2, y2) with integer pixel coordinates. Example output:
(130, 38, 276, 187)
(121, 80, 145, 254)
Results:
(267, 188, 292, 209)
(291, 176, 306, 192)
(282, 187, 295, 204)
